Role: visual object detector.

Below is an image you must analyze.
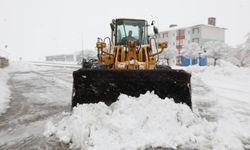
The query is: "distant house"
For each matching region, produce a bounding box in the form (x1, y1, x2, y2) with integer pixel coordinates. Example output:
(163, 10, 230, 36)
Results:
(45, 50, 96, 63)
(157, 17, 226, 65)
(46, 54, 75, 62)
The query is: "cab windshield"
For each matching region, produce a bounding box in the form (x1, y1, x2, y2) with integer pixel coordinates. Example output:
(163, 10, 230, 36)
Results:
(115, 19, 148, 45)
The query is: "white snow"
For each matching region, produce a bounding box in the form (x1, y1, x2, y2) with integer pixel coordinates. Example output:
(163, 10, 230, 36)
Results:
(2, 60, 250, 149)
(0, 67, 11, 115)
(45, 92, 216, 150)
(0, 61, 75, 115)
(0, 62, 39, 115)
(192, 61, 250, 150)
(45, 60, 250, 150)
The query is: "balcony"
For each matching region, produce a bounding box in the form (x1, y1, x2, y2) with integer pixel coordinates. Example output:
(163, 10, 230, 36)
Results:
(176, 35, 185, 40)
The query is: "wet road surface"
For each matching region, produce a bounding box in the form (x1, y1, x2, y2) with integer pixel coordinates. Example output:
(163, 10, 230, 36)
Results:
(0, 67, 75, 149)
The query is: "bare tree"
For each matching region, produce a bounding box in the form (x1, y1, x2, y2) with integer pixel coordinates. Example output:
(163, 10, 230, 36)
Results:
(160, 46, 177, 65)
(225, 47, 240, 66)
(227, 33, 250, 67)
(239, 33, 250, 67)
(203, 41, 228, 66)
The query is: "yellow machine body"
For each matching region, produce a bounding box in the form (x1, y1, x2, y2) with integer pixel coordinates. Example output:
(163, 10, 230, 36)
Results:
(72, 18, 192, 109)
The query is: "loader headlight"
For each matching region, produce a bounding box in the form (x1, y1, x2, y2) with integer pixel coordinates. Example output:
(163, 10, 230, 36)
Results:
(96, 42, 106, 48)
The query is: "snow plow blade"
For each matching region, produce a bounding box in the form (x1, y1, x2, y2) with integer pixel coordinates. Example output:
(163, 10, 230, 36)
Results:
(72, 69, 192, 108)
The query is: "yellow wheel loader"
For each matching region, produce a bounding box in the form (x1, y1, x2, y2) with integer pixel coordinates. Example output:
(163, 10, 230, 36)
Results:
(72, 18, 192, 108)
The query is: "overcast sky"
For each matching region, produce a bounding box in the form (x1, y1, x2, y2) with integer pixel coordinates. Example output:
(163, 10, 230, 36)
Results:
(0, 0, 250, 60)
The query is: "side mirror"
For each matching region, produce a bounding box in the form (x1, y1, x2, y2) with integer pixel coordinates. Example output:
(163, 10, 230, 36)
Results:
(110, 23, 115, 31)
(153, 26, 159, 35)
(151, 20, 155, 26)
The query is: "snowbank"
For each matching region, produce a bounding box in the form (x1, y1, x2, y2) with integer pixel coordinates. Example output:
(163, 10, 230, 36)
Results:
(0, 67, 11, 115)
(45, 92, 216, 150)
(190, 61, 250, 150)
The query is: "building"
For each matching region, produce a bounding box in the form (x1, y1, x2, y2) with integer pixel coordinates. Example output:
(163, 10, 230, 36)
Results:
(157, 17, 226, 65)
(45, 50, 96, 63)
(46, 54, 75, 62)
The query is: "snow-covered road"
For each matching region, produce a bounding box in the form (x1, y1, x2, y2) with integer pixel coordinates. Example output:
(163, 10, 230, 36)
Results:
(0, 62, 78, 149)
(0, 61, 250, 150)
(191, 64, 250, 149)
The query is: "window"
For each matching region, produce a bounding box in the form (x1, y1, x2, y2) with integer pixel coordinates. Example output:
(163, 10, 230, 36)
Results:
(173, 33, 175, 37)
(158, 33, 162, 39)
(115, 20, 147, 45)
(163, 33, 168, 38)
(177, 30, 185, 35)
(176, 39, 184, 45)
(158, 33, 165, 39)
(192, 27, 200, 34)
(192, 38, 199, 43)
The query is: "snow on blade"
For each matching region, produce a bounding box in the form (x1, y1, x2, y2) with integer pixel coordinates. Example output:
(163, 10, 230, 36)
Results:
(45, 92, 216, 150)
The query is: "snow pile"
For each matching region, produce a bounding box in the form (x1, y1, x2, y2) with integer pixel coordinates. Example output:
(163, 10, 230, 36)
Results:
(45, 92, 216, 150)
(0, 67, 11, 115)
(199, 60, 242, 74)
(192, 61, 250, 149)
(182, 60, 247, 75)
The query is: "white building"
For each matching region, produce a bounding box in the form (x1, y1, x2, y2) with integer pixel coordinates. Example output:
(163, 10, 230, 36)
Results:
(157, 17, 226, 65)
(45, 49, 96, 63)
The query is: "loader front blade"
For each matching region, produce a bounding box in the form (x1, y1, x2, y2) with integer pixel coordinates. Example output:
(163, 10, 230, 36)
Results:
(72, 69, 192, 108)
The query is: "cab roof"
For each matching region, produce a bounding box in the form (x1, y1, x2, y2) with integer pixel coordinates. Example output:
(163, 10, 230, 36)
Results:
(114, 18, 147, 22)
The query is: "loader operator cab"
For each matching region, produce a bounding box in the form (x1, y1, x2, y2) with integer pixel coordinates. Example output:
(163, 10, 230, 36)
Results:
(113, 19, 148, 46)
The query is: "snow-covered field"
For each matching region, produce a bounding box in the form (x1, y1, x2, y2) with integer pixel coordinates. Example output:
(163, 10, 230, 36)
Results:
(1, 61, 250, 149)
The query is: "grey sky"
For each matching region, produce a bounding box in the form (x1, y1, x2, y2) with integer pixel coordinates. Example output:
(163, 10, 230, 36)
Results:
(0, 0, 250, 60)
